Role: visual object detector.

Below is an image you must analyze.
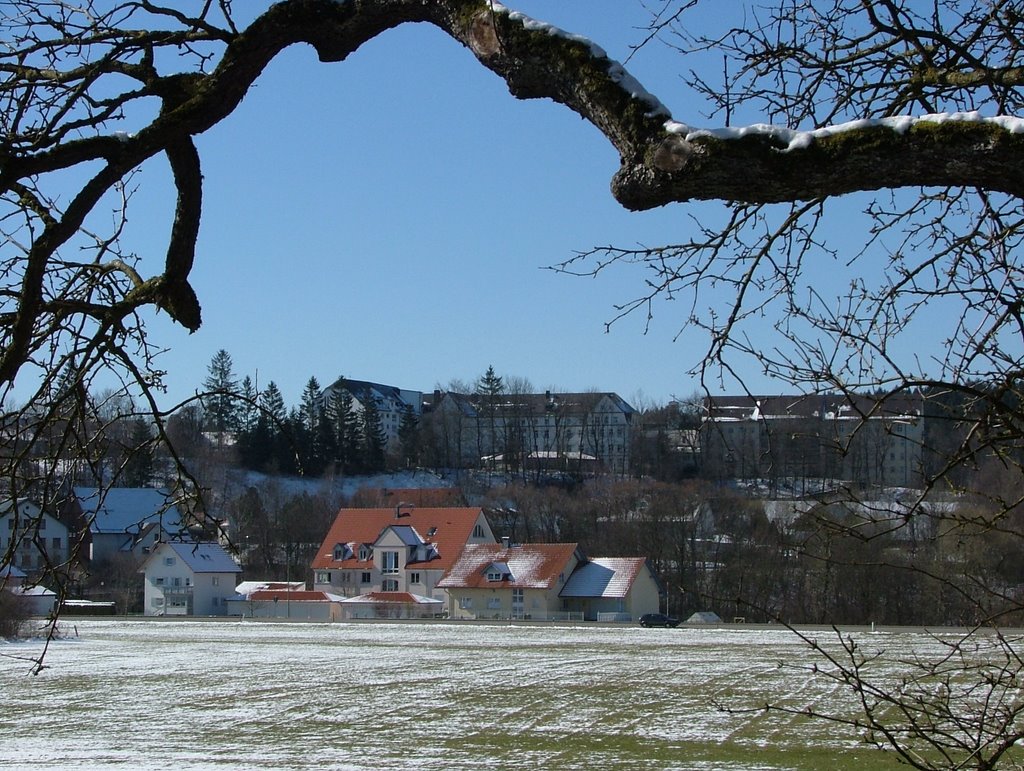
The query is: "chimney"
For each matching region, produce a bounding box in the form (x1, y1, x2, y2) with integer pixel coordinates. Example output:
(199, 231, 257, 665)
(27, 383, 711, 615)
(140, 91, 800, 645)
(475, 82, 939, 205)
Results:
(501, 536, 510, 550)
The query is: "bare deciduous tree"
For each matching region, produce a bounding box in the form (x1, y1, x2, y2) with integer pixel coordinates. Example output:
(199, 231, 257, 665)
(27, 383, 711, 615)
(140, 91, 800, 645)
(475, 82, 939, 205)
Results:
(1, 1, 1023, 762)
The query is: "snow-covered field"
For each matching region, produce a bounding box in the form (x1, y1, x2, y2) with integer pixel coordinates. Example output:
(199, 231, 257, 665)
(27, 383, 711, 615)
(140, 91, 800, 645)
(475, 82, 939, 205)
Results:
(1, 620, 957, 770)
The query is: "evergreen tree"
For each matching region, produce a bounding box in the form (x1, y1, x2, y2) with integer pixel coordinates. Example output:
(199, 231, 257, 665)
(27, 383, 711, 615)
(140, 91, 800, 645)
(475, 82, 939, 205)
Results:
(238, 375, 258, 434)
(329, 379, 362, 475)
(242, 381, 286, 472)
(316, 398, 339, 475)
(476, 365, 505, 461)
(260, 381, 286, 425)
(120, 418, 154, 487)
(201, 349, 240, 435)
(398, 403, 420, 468)
(281, 406, 304, 475)
(297, 376, 324, 474)
(361, 395, 387, 473)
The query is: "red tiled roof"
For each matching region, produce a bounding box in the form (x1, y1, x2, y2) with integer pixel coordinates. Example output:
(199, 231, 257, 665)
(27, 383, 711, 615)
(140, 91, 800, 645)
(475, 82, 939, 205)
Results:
(340, 592, 442, 605)
(311, 507, 489, 571)
(248, 590, 338, 602)
(437, 543, 581, 590)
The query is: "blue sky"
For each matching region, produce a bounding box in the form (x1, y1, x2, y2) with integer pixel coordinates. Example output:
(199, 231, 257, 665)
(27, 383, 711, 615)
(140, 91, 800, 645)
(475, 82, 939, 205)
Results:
(38, 1, 912, 412)
(121, 1, 734, 411)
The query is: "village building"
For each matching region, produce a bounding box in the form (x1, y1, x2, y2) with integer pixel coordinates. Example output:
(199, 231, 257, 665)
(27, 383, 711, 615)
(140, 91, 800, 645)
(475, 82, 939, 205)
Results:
(0, 500, 69, 579)
(226, 585, 346, 621)
(69, 487, 185, 563)
(320, 377, 423, 452)
(139, 541, 241, 616)
(437, 541, 662, 622)
(310, 505, 496, 618)
(425, 390, 637, 476)
(700, 393, 926, 489)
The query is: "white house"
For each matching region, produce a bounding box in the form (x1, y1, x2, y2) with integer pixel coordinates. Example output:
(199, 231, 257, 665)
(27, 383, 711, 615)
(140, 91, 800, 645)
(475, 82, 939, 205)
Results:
(438, 544, 663, 622)
(139, 541, 241, 616)
(311, 505, 495, 617)
(0, 500, 70, 578)
(427, 390, 637, 475)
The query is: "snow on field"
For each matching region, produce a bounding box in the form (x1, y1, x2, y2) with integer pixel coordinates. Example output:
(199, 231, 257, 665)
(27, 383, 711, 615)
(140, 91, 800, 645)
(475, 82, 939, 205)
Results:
(0, 621, 959, 770)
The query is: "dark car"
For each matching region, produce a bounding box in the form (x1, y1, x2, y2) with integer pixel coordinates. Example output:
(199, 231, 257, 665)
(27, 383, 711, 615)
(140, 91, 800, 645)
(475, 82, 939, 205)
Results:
(639, 613, 680, 628)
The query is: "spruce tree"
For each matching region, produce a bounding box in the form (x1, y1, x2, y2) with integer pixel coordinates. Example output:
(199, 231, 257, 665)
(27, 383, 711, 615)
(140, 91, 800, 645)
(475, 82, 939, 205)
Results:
(120, 418, 154, 487)
(398, 403, 420, 468)
(246, 381, 286, 472)
(329, 379, 362, 475)
(361, 396, 387, 473)
(201, 349, 240, 434)
(476, 365, 505, 462)
(298, 376, 324, 475)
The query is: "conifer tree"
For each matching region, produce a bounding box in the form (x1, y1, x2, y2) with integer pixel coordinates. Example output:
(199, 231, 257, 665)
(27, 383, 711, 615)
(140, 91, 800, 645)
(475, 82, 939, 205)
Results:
(361, 396, 387, 473)
(476, 365, 505, 462)
(329, 379, 363, 475)
(119, 418, 154, 487)
(201, 349, 240, 435)
(398, 404, 420, 469)
(297, 376, 324, 475)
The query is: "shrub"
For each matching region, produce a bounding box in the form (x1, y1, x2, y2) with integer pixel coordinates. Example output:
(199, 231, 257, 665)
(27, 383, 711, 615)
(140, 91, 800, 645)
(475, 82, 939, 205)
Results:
(0, 589, 30, 639)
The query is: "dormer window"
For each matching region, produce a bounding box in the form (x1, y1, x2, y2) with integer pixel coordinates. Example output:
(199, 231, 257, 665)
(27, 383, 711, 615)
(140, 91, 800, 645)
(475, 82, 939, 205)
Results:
(486, 562, 512, 582)
(358, 545, 370, 561)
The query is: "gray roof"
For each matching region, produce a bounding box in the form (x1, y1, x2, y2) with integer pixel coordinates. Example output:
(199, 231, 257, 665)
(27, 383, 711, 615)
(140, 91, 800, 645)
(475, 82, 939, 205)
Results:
(383, 524, 425, 547)
(0, 564, 26, 580)
(162, 542, 241, 574)
(74, 487, 182, 535)
(560, 557, 647, 599)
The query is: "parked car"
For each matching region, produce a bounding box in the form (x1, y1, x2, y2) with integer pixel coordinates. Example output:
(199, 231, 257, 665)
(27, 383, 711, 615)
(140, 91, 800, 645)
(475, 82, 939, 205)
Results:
(639, 613, 679, 628)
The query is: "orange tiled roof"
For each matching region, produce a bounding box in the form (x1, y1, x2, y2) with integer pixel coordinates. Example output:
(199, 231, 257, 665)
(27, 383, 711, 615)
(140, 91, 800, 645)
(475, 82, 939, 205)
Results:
(437, 543, 581, 590)
(248, 590, 338, 602)
(311, 507, 488, 571)
(340, 592, 442, 605)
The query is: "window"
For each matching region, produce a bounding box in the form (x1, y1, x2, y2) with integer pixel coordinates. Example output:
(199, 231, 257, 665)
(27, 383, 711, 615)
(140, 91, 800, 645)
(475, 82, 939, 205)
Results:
(38, 518, 46, 530)
(382, 550, 399, 574)
(316, 571, 330, 583)
(358, 545, 370, 561)
(173, 577, 182, 587)
(472, 524, 485, 538)
(211, 576, 219, 587)
(459, 597, 473, 610)
(154, 577, 165, 586)
(486, 570, 504, 582)
(164, 557, 175, 566)
(487, 597, 501, 610)
(52, 537, 61, 550)
(409, 572, 421, 584)
(361, 572, 371, 584)
(382, 579, 399, 592)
